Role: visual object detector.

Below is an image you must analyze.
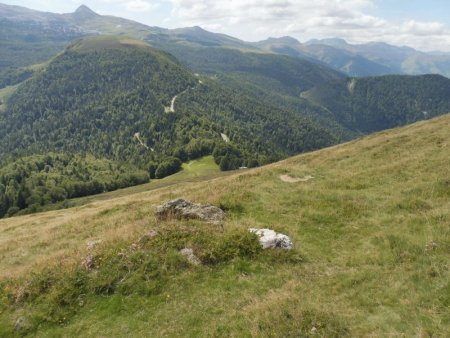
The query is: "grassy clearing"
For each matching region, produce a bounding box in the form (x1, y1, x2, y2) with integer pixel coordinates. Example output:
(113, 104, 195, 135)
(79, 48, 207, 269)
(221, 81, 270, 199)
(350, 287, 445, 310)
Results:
(70, 35, 151, 52)
(67, 155, 222, 206)
(0, 84, 19, 112)
(1, 115, 449, 336)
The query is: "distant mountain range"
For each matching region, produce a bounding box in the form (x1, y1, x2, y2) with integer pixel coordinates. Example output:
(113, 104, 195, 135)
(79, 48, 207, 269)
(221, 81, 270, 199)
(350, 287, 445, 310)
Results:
(2, 3, 450, 78)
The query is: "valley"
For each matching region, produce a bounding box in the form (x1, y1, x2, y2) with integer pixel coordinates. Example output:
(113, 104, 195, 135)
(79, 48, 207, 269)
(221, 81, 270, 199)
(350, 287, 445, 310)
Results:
(2, 32, 450, 219)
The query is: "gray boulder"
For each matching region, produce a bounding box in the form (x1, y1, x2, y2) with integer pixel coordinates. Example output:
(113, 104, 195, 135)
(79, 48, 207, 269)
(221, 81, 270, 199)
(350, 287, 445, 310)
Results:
(155, 198, 225, 223)
(249, 228, 293, 250)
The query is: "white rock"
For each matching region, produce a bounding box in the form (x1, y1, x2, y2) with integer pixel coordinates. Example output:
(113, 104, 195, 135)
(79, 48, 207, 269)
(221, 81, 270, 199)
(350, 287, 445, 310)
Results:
(147, 229, 158, 238)
(82, 255, 94, 270)
(86, 239, 102, 250)
(180, 248, 201, 265)
(220, 133, 230, 143)
(249, 228, 293, 250)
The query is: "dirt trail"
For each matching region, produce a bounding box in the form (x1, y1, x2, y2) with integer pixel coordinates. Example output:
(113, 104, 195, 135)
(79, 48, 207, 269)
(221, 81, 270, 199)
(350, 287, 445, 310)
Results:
(221, 133, 230, 143)
(167, 87, 191, 113)
(169, 94, 178, 112)
(279, 174, 314, 183)
(134, 132, 154, 151)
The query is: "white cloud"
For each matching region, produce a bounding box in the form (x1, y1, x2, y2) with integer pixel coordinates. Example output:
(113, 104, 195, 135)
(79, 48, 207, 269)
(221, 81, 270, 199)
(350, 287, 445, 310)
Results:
(98, 0, 158, 12)
(401, 20, 447, 36)
(166, 0, 450, 51)
(126, 0, 159, 12)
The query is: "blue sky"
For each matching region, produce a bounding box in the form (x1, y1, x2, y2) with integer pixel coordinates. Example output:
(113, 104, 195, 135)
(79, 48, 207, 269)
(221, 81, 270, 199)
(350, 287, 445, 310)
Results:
(3, 0, 450, 51)
(373, 0, 449, 24)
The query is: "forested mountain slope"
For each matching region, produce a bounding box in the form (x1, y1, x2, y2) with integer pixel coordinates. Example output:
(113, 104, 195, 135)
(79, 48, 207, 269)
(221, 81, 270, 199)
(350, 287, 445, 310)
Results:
(0, 35, 340, 217)
(302, 74, 450, 133)
(148, 43, 357, 140)
(0, 36, 337, 167)
(153, 43, 450, 139)
(0, 153, 148, 218)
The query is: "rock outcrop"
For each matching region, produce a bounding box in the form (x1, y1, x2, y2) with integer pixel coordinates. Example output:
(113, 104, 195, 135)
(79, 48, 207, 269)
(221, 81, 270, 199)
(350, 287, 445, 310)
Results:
(155, 198, 225, 223)
(249, 228, 293, 249)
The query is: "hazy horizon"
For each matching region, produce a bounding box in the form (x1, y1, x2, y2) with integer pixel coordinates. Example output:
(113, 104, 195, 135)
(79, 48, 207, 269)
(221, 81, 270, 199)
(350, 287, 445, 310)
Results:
(2, 0, 450, 52)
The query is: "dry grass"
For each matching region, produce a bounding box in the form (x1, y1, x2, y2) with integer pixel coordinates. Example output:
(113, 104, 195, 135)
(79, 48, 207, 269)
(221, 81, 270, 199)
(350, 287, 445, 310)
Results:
(1, 114, 449, 336)
(0, 156, 223, 279)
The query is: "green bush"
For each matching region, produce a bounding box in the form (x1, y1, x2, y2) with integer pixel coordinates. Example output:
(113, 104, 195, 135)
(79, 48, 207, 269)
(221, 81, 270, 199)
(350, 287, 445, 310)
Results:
(199, 230, 262, 264)
(155, 157, 182, 179)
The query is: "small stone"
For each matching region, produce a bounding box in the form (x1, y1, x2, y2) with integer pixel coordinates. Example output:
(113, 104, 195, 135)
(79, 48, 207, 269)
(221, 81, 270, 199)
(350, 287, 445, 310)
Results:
(138, 230, 158, 244)
(86, 239, 102, 250)
(14, 316, 30, 332)
(129, 243, 139, 251)
(180, 248, 201, 266)
(147, 229, 158, 237)
(425, 240, 438, 251)
(82, 255, 94, 270)
(249, 228, 293, 250)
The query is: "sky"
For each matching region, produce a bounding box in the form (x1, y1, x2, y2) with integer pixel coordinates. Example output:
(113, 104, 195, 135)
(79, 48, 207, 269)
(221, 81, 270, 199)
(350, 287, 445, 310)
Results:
(3, 0, 450, 52)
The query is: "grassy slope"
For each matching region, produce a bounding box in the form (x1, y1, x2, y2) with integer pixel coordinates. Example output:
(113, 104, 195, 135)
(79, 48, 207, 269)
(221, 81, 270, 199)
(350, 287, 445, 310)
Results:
(1, 116, 449, 336)
(69, 35, 152, 52)
(0, 85, 19, 112)
(0, 156, 221, 278)
(66, 156, 223, 206)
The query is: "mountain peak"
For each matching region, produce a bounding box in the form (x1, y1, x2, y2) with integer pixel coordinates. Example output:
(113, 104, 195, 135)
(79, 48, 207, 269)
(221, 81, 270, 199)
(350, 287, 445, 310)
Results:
(73, 5, 98, 19)
(267, 36, 301, 45)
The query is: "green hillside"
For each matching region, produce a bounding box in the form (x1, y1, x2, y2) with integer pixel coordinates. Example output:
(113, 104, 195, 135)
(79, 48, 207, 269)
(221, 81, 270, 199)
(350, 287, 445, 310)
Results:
(302, 74, 450, 133)
(255, 37, 393, 77)
(151, 44, 344, 94)
(3, 36, 450, 220)
(0, 35, 340, 217)
(0, 153, 149, 218)
(150, 44, 357, 139)
(156, 44, 450, 140)
(0, 35, 336, 167)
(0, 114, 449, 336)
(0, 36, 196, 166)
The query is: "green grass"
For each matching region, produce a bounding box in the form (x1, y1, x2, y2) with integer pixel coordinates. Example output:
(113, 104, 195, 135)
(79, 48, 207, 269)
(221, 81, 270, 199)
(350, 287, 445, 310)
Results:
(180, 155, 221, 176)
(1, 116, 449, 337)
(0, 84, 19, 112)
(70, 35, 151, 52)
(0, 61, 47, 112)
(67, 155, 222, 207)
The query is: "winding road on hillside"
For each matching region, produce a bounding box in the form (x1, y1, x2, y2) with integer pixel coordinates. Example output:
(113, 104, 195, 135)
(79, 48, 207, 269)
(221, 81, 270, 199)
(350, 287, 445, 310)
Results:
(166, 82, 230, 144)
(167, 79, 203, 113)
(169, 94, 178, 113)
(168, 87, 191, 113)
